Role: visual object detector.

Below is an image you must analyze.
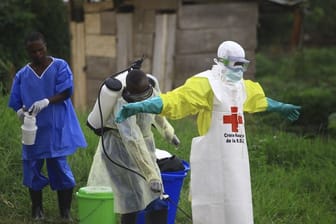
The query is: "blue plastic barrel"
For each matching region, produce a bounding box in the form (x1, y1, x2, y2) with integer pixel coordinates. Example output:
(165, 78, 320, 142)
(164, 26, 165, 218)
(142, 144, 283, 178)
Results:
(136, 160, 190, 224)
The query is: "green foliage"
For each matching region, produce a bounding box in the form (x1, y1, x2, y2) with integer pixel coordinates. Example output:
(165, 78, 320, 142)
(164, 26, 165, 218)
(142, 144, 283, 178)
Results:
(304, 0, 336, 44)
(327, 113, 336, 137)
(30, 0, 71, 61)
(258, 7, 294, 49)
(0, 0, 34, 95)
(248, 127, 336, 223)
(259, 0, 336, 49)
(0, 96, 29, 221)
(256, 47, 336, 135)
(68, 112, 99, 186)
(0, 0, 35, 66)
(0, 58, 15, 94)
(0, 0, 70, 94)
(293, 87, 335, 134)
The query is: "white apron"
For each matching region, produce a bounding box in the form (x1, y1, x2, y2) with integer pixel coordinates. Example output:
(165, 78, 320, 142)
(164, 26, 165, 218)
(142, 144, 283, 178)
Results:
(190, 71, 253, 224)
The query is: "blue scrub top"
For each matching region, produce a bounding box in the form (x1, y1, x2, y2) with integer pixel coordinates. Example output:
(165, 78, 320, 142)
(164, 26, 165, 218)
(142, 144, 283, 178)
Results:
(8, 57, 87, 160)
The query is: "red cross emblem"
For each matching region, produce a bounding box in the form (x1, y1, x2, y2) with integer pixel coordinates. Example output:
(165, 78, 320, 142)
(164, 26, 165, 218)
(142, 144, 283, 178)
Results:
(223, 106, 243, 132)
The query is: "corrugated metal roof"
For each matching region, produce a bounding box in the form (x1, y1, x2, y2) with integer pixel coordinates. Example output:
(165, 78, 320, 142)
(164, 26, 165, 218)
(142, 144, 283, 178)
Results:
(268, 0, 305, 6)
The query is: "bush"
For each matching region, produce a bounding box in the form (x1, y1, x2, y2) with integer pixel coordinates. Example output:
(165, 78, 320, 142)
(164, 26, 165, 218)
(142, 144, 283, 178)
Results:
(0, 0, 70, 95)
(256, 47, 336, 136)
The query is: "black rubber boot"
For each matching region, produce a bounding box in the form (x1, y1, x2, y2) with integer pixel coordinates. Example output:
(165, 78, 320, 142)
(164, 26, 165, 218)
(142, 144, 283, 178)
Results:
(57, 188, 73, 222)
(29, 188, 44, 220)
(121, 212, 137, 224)
(145, 208, 168, 224)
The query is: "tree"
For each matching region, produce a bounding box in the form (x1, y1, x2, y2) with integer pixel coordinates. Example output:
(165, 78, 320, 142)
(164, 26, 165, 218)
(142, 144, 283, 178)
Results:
(0, 0, 70, 94)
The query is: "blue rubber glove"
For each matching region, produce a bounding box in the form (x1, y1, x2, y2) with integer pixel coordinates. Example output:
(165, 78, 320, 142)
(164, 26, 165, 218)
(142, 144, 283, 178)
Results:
(266, 97, 301, 122)
(115, 96, 163, 123)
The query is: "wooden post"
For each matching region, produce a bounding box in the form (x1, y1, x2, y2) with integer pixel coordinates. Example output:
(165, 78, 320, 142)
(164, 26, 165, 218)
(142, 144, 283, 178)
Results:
(152, 13, 176, 92)
(70, 21, 87, 111)
(116, 13, 133, 72)
(291, 6, 303, 50)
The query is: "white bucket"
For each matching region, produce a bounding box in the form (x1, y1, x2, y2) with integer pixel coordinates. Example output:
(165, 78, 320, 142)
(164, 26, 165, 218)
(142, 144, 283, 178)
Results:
(21, 113, 37, 145)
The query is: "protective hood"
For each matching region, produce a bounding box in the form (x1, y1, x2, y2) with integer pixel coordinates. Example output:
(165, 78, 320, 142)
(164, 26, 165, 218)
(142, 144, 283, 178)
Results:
(214, 41, 250, 83)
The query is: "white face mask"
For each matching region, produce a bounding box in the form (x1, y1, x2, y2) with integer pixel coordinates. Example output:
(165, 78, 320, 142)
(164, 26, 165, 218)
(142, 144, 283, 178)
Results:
(214, 58, 244, 83)
(225, 67, 244, 83)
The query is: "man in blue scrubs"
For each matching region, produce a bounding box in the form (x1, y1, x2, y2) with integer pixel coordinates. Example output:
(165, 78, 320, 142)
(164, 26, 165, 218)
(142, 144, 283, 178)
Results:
(8, 31, 87, 221)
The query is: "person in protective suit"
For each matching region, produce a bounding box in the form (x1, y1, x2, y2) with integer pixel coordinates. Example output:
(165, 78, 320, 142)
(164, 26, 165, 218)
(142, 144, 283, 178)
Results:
(8, 31, 87, 222)
(115, 41, 301, 224)
(86, 69, 180, 224)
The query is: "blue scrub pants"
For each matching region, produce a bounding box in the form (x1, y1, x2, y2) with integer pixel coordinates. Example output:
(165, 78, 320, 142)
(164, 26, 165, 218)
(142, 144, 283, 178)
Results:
(23, 156, 75, 191)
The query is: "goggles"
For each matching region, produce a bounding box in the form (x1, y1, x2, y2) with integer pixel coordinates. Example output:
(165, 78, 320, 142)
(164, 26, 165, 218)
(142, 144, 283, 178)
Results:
(122, 84, 153, 103)
(218, 56, 250, 72)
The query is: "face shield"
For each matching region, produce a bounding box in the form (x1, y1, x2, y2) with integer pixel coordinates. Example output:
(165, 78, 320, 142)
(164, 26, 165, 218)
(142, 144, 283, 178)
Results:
(122, 84, 154, 103)
(217, 56, 250, 72)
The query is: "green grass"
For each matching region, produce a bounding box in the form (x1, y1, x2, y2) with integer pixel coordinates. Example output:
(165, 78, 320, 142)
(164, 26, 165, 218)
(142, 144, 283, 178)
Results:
(1, 96, 336, 224)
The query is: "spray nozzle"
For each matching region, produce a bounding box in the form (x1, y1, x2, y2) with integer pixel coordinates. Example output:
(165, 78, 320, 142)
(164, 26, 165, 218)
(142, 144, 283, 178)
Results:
(130, 56, 144, 70)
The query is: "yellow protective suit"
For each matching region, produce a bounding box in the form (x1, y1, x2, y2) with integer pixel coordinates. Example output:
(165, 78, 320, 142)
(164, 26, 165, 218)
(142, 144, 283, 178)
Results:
(160, 76, 267, 135)
(159, 67, 267, 224)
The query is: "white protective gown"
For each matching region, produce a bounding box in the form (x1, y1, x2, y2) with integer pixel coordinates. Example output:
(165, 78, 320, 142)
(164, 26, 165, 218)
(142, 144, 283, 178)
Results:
(190, 71, 253, 224)
(87, 72, 176, 214)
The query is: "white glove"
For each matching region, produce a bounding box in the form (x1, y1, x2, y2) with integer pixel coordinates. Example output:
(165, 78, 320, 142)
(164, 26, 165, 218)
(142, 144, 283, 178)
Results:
(28, 98, 49, 115)
(16, 107, 26, 122)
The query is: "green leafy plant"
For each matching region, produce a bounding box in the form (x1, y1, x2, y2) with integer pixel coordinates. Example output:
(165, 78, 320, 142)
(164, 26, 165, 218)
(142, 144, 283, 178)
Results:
(256, 47, 336, 136)
(0, 58, 15, 94)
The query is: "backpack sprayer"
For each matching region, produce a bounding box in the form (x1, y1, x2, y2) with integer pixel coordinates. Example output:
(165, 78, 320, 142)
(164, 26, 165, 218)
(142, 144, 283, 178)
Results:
(96, 57, 146, 180)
